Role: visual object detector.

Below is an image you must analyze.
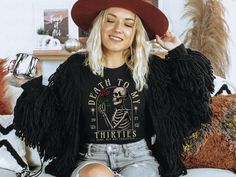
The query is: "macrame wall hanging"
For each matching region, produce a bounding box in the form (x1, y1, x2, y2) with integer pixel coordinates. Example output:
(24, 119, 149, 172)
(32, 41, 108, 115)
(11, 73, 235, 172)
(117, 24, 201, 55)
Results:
(182, 0, 229, 78)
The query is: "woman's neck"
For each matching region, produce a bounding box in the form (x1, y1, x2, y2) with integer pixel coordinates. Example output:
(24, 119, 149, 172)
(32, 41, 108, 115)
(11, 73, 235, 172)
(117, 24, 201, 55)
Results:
(103, 51, 125, 68)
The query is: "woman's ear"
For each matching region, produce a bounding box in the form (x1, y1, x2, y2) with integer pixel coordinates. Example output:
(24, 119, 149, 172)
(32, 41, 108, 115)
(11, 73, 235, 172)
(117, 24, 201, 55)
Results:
(0, 59, 12, 115)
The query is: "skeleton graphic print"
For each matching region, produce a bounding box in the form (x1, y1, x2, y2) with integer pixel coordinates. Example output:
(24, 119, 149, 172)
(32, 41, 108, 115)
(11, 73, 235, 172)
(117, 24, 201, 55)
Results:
(85, 76, 145, 143)
(81, 63, 146, 143)
(98, 86, 131, 130)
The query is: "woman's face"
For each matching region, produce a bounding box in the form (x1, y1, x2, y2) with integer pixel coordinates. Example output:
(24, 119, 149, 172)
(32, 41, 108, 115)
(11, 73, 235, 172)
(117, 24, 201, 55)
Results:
(101, 7, 136, 54)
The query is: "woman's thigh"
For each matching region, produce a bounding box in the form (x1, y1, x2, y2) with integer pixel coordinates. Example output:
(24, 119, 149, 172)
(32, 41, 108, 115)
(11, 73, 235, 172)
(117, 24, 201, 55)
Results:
(80, 163, 114, 177)
(71, 162, 114, 177)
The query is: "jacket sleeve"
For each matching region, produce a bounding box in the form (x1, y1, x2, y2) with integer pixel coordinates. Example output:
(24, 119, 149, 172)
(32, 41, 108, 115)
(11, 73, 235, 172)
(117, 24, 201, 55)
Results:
(13, 54, 83, 177)
(147, 44, 214, 177)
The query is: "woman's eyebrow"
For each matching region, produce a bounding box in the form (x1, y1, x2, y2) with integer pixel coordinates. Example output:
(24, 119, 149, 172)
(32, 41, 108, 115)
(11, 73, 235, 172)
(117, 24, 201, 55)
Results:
(107, 13, 135, 21)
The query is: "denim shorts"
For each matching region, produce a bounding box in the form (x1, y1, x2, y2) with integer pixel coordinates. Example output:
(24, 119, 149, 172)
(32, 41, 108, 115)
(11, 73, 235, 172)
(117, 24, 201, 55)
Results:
(71, 139, 160, 177)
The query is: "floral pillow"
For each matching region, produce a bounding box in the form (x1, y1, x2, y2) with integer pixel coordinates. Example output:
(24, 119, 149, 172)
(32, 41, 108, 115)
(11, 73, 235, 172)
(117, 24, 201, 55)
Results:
(183, 94, 236, 172)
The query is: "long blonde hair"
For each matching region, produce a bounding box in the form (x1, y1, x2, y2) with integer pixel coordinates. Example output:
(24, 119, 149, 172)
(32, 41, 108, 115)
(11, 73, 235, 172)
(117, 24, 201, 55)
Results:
(85, 9, 150, 91)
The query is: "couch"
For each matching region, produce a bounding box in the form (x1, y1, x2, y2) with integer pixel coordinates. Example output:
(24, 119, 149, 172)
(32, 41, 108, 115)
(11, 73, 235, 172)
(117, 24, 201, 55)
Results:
(1, 167, 236, 177)
(1, 79, 236, 177)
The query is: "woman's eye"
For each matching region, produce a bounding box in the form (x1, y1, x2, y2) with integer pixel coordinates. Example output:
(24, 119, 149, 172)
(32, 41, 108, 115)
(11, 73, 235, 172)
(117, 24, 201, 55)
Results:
(125, 24, 134, 28)
(107, 19, 114, 23)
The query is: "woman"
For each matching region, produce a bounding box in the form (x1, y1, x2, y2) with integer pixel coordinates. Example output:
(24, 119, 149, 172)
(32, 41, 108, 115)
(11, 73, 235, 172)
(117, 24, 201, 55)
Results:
(13, 0, 214, 177)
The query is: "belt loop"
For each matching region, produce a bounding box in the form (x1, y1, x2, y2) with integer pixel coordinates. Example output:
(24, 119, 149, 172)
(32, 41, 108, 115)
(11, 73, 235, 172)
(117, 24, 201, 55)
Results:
(122, 144, 130, 157)
(87, 144, 92, 156)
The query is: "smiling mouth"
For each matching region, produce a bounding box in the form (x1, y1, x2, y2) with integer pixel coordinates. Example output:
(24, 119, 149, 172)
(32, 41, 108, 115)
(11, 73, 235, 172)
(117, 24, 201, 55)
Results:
(109, 35, 123, 41)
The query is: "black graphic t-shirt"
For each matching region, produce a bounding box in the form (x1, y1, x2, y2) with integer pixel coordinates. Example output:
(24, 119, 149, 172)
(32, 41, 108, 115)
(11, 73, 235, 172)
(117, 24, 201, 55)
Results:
(80, 63, 147, 144)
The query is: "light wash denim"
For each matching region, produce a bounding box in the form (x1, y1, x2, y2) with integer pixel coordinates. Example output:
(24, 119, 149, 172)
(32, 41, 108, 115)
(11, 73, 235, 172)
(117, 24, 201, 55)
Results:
(71, 139, 160, 177)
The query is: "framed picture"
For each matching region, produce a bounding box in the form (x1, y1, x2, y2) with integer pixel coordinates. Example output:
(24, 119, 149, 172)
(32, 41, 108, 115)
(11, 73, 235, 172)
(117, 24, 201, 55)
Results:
(44, 9, 69, 43)
(33, 1, 78, 49)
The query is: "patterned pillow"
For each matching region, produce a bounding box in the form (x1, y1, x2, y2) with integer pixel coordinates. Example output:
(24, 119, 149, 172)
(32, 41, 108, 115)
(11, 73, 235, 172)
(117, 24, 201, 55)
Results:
(0, 59, 33, 175)
(213, 75, 236, 96)
(183, 94, 236, 172)
(0, 115, 28, 173)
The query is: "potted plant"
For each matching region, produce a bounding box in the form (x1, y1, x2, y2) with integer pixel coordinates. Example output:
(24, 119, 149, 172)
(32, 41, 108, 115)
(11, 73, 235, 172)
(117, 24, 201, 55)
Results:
(37, 27, 49, 35)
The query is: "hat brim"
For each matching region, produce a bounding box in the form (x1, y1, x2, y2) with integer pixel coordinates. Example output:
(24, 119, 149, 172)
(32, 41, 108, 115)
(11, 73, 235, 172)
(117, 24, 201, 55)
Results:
(71, 0, 169, 40)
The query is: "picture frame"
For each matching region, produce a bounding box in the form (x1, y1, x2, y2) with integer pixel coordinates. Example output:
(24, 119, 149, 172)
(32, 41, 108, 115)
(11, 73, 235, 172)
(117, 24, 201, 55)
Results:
(44, 9, 69, 43)
(33, 1, 78, 49)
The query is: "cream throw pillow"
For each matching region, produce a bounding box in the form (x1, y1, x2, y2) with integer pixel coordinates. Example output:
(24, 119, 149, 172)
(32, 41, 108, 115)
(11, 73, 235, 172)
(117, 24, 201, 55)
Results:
(0, 115, 28, 172)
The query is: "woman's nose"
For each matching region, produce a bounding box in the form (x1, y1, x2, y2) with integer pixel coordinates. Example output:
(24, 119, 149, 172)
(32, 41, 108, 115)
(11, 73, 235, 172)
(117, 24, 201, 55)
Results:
(113, 22, 123, 33)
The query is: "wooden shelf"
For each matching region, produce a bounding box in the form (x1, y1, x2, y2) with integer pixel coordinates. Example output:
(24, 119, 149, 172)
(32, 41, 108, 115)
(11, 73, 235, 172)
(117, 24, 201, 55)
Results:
(33, 49, 166, 61)
(33, 50, 71, 61)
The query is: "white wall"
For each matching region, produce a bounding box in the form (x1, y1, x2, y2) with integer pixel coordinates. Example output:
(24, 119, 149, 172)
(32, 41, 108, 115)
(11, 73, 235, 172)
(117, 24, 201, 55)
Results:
(0, 1, 34, 57)
(0, 0, 77, 77)
(0, 0, 236, 84)
(160, 0, 236, 84)
(224, 1, 236, 84)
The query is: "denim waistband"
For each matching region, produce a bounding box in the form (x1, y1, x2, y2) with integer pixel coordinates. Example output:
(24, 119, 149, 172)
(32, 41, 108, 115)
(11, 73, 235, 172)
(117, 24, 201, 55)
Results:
(81, 139, 148, 153)
(76, 139, 157, 173)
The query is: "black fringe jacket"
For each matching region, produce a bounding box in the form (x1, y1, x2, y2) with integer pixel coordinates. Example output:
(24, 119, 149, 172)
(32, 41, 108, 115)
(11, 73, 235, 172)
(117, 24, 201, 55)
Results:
(13, 44, 214, 177)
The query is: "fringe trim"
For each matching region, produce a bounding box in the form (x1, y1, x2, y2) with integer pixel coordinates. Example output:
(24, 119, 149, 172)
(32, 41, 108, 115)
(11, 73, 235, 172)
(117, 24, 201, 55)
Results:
(148, 50, 214, 177)
(13, 54, 83, 177)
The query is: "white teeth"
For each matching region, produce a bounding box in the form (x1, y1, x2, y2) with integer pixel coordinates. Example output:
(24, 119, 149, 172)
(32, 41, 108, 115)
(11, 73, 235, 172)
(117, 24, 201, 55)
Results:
(109, 35, 122, 41)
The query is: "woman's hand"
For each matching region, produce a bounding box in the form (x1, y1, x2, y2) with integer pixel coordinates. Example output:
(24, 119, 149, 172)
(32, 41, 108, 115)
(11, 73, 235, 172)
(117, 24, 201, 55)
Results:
(155, 31, 182, 51)
(12, 62, 42, 86)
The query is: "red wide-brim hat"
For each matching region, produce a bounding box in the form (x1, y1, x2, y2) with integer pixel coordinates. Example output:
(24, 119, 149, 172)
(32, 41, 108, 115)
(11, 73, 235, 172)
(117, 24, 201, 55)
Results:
(71, 0, 169, 40)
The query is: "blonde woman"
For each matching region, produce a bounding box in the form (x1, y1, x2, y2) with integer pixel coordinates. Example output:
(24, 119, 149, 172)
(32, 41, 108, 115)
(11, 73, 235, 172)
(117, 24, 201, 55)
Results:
(13, 0, 214, 177)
